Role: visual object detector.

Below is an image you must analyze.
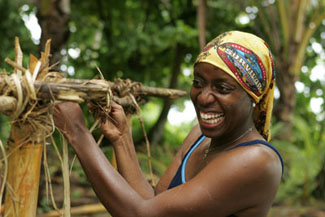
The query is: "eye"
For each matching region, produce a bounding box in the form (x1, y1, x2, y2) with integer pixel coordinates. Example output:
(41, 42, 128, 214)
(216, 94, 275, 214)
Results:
(213, 84, 235, 94)
(192, 79, 204, 88)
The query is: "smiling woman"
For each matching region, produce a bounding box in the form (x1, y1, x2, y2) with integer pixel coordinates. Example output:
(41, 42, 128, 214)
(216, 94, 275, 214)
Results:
(53, 31, 283, 217)
(190, 64, 253, 140)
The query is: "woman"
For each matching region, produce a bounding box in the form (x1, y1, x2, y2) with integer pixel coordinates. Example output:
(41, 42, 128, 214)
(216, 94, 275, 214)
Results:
(54, 31, 283, 217)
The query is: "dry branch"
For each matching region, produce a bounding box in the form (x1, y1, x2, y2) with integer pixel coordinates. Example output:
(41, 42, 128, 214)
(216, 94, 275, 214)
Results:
(0, 71, 187, 115)
(41, 203, 108, 217)
(34, 78, 187, 101)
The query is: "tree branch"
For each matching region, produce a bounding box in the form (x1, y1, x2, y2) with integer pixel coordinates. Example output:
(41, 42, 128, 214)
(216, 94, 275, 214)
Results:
(290, 12, 325, 75)
(294, 0, 308, 42)
(277, 0, 289, 56)
(197, 0, 207, 50)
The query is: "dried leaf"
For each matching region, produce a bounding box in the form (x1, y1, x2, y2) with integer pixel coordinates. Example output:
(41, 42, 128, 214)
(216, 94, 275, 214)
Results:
(29, 54, 39, 76)
(38, 39, 52, 79)
(14, 37, 23, 76)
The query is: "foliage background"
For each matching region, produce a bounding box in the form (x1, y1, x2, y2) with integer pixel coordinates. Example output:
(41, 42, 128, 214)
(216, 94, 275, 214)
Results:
(0, 0, 325, 214)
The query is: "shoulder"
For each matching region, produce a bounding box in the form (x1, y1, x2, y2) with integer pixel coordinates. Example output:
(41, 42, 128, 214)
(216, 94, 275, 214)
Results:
(152, 140, 281, 216)
(217, 141, 282, 185)
(194, 141, 282, 208)
(227, 141, 282, 180)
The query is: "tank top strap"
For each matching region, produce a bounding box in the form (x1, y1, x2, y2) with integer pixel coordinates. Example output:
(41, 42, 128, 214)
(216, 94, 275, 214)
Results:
(181, 135, 206, 183)
(168, 135, 206, 189)
(229, 140, 284, 174)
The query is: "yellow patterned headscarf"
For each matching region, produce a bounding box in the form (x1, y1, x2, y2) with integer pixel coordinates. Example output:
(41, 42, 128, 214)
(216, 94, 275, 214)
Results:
(195, 31, 276, 141)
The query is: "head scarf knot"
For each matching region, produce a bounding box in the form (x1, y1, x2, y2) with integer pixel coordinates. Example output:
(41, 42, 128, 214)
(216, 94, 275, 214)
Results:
(195, 31, 276, 141)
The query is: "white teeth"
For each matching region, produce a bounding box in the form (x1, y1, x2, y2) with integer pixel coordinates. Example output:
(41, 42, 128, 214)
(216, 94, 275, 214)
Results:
(200, 112, 224, 124)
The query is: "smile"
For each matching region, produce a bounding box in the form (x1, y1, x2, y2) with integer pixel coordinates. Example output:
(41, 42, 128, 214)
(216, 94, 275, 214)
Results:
(199, 112, 224, 124)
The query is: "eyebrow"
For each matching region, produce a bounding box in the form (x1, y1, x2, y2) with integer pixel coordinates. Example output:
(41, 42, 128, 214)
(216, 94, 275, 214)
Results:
(193, 72, 202, 77)
(193, 72, 233, 82)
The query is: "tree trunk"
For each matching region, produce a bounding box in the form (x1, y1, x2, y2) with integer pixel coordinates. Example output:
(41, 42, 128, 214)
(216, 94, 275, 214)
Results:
(96, 0, 112, 45)
(273, 61, 298, 138)
(148, 44, 186, 145)
(313, 161, 325, 199)
(4, 125, 43, 217)
(36, 0, 70, 68)
(197, 0, 207, 50)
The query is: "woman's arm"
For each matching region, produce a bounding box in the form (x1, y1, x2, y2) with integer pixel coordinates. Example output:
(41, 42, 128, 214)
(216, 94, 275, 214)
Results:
(55, 101, 155, 199)
(98, 101, 154, 198)
(99, 103, 204, 196)
(53, 102, 282, 217)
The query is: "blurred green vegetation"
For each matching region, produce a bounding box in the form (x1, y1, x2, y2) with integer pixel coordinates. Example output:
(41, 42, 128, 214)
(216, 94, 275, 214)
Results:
(0, 0, 324, 210)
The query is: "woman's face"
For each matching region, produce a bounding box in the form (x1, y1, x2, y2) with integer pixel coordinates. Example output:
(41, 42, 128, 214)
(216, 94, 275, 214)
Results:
(190, 62, 254, 140)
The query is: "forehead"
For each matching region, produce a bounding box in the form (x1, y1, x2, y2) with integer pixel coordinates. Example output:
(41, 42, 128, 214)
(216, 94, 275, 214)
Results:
(194, 62, 237, 84)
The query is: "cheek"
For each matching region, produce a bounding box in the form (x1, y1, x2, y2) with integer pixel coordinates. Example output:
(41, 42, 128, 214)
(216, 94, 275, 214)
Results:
(224, 93, 252, 115)
(190, 87, 197, 103)
(241, 93, 253, 109)
(234, 94, 253, 117)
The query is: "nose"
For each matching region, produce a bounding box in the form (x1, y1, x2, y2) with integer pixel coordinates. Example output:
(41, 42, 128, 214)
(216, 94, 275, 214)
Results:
(197, 87, 216, 107)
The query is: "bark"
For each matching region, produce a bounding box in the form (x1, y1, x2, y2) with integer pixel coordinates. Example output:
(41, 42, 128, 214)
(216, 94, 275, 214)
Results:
(148, 44, 186, 145)
(36, 0, 70, 68)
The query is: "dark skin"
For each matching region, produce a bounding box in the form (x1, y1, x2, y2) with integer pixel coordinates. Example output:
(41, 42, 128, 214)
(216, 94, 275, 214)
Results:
(53, 62, 282, 217)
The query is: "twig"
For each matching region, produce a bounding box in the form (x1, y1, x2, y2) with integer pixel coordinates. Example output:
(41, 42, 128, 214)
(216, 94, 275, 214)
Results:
(128, 94, 155, 186)
(4, 58, 27, 74)
(0, 140, 8, 213)
(14, 37, 23, 76)
(43, 141, 61, 215)
(62, 137, 71, 217)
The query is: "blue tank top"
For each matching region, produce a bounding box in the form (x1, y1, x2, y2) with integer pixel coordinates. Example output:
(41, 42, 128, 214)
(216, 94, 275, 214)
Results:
(167, 135, 284, 217)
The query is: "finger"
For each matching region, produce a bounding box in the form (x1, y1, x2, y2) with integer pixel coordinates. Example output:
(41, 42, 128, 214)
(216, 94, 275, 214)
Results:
(107, 114, 119, 125)
(110, 100, 123, 109)
(53, 106, 61, 119)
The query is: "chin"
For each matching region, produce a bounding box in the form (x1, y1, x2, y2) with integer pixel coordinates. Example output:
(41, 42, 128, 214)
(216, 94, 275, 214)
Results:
(198, 119, 225, 138)
(199, 125, 223, 139)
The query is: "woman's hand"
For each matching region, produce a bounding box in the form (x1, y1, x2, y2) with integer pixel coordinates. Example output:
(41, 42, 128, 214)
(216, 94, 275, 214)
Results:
(53, 101, 88, 142)
(98, 101, 131, 144)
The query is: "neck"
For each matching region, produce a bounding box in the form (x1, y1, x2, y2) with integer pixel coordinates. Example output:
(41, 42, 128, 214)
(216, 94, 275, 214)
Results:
(209, 126, 255, 152)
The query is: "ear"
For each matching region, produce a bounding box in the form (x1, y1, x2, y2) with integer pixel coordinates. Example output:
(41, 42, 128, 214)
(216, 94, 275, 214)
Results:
(247, 94, 256, 107)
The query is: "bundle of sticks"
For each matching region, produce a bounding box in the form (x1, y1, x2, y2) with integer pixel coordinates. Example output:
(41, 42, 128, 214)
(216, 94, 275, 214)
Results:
(0, 67, 187, 115)
(0, 38, 187, 143)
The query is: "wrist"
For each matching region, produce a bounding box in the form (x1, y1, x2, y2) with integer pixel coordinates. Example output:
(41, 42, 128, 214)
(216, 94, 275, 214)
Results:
(66, 124, 91, 146)
(112, 134, 133, 148)
(112, 134, 138, 162)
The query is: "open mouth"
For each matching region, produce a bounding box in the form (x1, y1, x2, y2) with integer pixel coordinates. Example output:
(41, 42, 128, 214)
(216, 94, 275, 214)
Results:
(199, 112, 224, 124)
